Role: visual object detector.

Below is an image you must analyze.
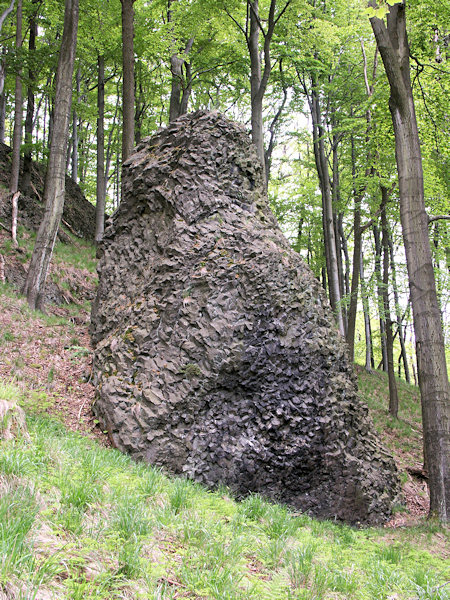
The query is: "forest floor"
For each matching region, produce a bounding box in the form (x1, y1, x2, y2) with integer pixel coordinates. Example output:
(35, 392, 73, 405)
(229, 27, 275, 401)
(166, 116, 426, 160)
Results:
(0, 227, 448, 599)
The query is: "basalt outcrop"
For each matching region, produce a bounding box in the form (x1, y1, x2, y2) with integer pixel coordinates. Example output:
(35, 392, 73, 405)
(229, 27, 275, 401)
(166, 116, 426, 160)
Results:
(91, 111, 400, 525)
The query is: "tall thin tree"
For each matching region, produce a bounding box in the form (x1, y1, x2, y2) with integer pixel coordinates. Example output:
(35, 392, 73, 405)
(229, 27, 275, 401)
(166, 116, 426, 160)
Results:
(370, 1, 449, 522)
(22, 0, 39, 193)
(96, 54, 106, 242)
(120, 0, 136, 164)
(9, 0, 22, 247)
(23, 0, 79, 310)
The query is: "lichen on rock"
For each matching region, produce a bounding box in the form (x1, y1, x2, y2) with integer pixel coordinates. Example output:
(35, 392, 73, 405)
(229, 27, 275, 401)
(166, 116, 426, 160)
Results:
(90, 110, 400, 525)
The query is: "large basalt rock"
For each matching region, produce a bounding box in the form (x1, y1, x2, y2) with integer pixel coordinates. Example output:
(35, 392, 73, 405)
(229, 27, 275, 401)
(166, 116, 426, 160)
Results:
(91, 111, 400, 525)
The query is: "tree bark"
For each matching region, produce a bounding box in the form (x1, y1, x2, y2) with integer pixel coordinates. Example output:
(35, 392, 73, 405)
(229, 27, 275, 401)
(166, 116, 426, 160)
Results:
(71, 67, 80, 182)
(120, 0, 135, 163)
(264, 61, 287, 180)
(309, 83, 344, 335)
(388, 234, 411, 383)
(248, 0, 265, 175)
(373, 224, 388, 371)
(360, 249, 374, 371)
(247, 0, 290, 184)
(167, 0, 194, 127)
(380, 185, 399, 418)
(96, 55, 106, 243)
(9, 0, 22, 247)
(23, 0, 79, 311)
(22, 0, 38, 193)
(371, 2, 449, 521)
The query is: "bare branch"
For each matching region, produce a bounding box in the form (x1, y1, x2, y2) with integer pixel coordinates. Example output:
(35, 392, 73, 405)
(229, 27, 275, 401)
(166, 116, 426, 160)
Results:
(223, 5, 247, 39)
(248, 0, 266, 38)
(428, 215, 450, 224)
(273, 0, 291, 28)
(0, 0, 15, 34)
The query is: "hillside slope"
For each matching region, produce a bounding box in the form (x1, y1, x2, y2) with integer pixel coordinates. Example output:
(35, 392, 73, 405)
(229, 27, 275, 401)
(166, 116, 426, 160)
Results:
(0, 227, 448, 600)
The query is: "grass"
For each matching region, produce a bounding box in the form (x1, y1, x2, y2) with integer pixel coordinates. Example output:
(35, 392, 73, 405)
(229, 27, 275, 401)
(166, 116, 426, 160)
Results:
(0, 382, 448, 599)
(356, 365, 423, 458)
(0, 236, 448, 599)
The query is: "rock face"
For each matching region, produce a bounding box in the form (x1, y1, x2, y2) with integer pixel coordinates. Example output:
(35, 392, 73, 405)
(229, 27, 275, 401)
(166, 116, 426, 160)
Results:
(0, 142, 96, 240)
(91, 111, 400, 525)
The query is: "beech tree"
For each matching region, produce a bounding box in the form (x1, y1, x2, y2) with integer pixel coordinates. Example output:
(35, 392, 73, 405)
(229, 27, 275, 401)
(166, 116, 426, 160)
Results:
(120, 0, 135, 163)
(9, 0, 22, 247)
(370, 0, 449, 521)
(23, 0, 79, 310)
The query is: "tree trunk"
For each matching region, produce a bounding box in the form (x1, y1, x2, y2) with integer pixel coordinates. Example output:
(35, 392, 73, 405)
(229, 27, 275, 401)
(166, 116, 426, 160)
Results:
(337, 212, 349, 335)
(0, 80, 5, 142)
(247, 0, 290, 184)
(373, 224, 388, 371)
(248, 0, 265, 174)
(346, 133, 363, 361)
(310, 84, 344, 335)
(168, 32, 194, 123)
(388, 234, 411, 383)
(380, 185, 399, 418)
(71, 67, 80, 182)
(96, 55, 106, 243)
(22, 0, 38, 193)
(264, 63, 287, 180)
(346, 195, 362, 362)
(120, 0, 135, 163)
(23, 0, 79, 311)
(371, 2, 449, 521)
(9, 0, 22, 247)
(360, 249, 374, 371)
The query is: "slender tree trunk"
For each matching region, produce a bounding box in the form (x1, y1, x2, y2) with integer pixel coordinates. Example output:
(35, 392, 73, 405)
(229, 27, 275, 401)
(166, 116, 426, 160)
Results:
(135, 60, 143, 143)
(371, 2, 449, 521)
(9, 0, 22, 247)
(22, 0, 38, 193)
(360, 249, 374, 371)
(96, 55, 106, 243)
(346, 197, 362, 361)
(0, 0, 13, 139)
(168, 31, 194, 122)
(0, 83, 5, 142)
(247, 0, 290, 183)
(248, 0, 265, 174)
(346, 133, 364, 361)
(388, 235, 411, 383)
(381, 185, 399, 418)
(310, 85, 344, 335)
(337, 212, 349, 335)
(71, 67, 80, 182)
(373, 224, 388, 371)
(120, 0, 135, 163)
(23, 0, 79, 311)
(264, 62, 287, 180)
(332, 132, 348, 326)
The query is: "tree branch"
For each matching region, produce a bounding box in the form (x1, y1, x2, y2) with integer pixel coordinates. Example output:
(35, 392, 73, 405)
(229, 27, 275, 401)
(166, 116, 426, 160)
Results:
(223, 6, 247, 39)
(428, 215, 450, 224)
(0, 0, 15, 34)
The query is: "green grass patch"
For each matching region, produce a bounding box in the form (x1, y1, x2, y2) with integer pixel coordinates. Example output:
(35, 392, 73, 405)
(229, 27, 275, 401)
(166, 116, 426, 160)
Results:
(0, 378, 448, 599)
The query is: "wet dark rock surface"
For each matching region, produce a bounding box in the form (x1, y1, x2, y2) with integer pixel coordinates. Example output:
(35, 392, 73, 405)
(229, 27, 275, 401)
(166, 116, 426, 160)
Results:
(91, 111, 400, 525)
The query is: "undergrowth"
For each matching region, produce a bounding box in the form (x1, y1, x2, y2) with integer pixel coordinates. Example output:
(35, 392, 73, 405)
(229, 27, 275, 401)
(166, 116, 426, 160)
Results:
(0, 380, 448, 600)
